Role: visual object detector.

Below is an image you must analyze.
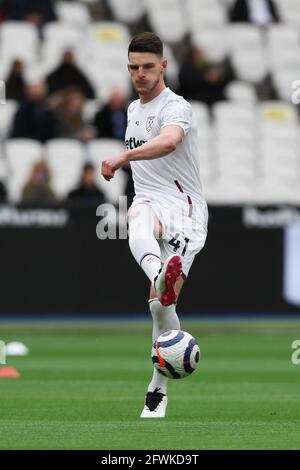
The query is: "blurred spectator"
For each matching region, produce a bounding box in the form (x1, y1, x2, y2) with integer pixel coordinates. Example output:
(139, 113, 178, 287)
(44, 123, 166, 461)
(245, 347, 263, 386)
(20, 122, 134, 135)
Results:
(46, 50, 96, 99)
(22, 160, 56, 204)
(10, 81, 58, 142)
(93, 90, 128, 140)
(0, 181, 7, 202)
(5, 59, 26, 102)
(179, 47, 235, 106)
(0, 1, 5, 22)
(230, 0, 280, 24)
(52, 87, 96, 142)
(2, 0, 57, 25)
(67, 163, 105, 204)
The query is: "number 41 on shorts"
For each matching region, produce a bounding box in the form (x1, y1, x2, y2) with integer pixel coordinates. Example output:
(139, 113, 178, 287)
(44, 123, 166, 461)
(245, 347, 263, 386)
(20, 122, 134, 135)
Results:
(168, 233, 190, 256)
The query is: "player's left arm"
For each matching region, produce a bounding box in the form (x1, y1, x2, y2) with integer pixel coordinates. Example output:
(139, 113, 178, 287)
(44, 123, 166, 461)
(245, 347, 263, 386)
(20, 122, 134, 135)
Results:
(101, 125, 184, 181)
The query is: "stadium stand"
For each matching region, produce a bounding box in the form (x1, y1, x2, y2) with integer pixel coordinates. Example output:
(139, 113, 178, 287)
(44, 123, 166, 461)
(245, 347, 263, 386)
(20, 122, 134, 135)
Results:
(0, 0, 300, 205)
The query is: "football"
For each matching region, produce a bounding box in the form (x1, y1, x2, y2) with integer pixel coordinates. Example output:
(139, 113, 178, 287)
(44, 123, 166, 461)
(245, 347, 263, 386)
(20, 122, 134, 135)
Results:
(152, 330, 200, 379)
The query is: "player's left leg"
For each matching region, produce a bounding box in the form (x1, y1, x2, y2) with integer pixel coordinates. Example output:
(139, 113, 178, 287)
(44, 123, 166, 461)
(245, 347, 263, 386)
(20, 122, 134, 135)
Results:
(140, 276, 184, 418)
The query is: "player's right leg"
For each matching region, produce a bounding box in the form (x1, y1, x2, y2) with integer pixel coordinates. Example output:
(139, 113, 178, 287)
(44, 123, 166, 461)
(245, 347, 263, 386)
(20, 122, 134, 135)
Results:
(128, 203, 162, 285)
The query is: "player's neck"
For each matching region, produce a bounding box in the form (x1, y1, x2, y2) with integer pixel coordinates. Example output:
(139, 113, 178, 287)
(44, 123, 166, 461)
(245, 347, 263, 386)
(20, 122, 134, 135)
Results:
(139, 81, 166, 104)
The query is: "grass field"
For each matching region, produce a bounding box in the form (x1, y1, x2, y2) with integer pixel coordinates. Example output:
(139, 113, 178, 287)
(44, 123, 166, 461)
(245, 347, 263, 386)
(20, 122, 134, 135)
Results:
(0, 319, 300, 450)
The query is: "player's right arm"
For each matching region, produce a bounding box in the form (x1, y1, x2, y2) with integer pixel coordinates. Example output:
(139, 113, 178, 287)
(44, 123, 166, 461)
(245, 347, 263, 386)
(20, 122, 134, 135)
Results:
(101, 125, 184, 181)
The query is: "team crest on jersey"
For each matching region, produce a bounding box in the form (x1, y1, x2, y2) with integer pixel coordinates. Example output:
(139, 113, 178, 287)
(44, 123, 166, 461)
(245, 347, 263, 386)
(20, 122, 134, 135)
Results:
(146, 116, 155, 132)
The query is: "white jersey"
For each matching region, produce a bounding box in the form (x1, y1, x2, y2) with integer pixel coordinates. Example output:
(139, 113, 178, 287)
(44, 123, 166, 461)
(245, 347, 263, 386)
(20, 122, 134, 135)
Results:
(125, 87, 206, 208)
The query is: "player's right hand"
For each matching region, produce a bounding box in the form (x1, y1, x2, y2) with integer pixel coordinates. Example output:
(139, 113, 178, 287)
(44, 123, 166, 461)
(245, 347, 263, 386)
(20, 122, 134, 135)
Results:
(101, 160, 115, 181)
(101, 154, 127, 181)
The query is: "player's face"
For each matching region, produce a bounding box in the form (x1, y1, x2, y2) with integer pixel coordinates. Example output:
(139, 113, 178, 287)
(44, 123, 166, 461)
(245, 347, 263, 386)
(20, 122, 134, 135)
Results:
(127, 52, 167, 97)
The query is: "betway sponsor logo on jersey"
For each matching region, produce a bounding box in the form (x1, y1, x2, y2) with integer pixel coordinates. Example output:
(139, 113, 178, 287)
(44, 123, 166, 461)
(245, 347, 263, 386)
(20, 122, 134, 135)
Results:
(125, 137, 147, 150)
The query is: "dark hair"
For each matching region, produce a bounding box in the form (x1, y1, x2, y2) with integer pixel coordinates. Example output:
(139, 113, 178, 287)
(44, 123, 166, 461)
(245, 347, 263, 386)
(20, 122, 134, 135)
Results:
(128, 32, 163, 57)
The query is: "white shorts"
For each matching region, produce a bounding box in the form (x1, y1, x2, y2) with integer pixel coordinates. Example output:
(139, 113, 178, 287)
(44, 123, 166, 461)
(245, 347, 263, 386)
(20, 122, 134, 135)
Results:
(129, 195, 208, 277)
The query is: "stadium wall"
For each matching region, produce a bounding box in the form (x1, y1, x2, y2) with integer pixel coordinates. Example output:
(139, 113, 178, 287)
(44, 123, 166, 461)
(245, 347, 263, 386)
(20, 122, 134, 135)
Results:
(0, 204, 299, 316)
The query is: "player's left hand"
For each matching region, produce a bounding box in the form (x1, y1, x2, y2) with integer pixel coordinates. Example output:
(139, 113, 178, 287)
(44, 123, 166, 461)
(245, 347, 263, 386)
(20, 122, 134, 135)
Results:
(101, 155, 127, 181)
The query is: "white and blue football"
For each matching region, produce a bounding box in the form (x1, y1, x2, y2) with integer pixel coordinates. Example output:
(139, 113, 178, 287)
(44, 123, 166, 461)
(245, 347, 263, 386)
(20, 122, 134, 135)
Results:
(152, 330, 201, 379)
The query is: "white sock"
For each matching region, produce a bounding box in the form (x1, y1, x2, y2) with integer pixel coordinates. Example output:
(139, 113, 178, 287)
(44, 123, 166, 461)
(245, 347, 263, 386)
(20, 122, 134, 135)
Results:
(128, 204, 161, 283)
(147, 298, 181, 394)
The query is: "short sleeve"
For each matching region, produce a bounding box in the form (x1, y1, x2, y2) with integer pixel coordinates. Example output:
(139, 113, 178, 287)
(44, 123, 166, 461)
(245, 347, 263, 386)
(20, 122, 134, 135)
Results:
(158, 99, 192, 136)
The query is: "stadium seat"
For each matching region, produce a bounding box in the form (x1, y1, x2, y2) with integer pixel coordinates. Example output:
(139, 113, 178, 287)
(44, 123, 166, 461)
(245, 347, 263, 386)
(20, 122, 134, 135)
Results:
(207, 144, 258, 204)
(259, 101, 299, 125)
(186, 0, 227, 27)
(86, 62, 131, 101)
(191, 27, 229, 62)
(45, 139, 85, 199)
(260, 144, 299, 190)
(42, 22, 86, 66)
(273, 67, 300, 101)
(88, 21, 130, 47)
(83, 99, 103, 123)
(216, 145, 256, 180)
(55, 1, 91, 27)
(267, 24, 300, 65)
(146, 0, 188, 44)
(0, 22, 39, 65)
(225, 81, 257, 103)
(213, 101, 256, 128)
(0, 145, 7, 182)
(198, 129, 214, 184)
(86, 22, 130, 95)
(87, 139, 127, 204)
(228, 24, 262, 51)
(5, 139, 43, 202)
(108, 0, 146, 24)
(189, 101, 211, 129)
(231, 47, 268, 83)
(163, 44, 180, 90)
(276, 0, 300, 25)
(0, 100, 17, 140)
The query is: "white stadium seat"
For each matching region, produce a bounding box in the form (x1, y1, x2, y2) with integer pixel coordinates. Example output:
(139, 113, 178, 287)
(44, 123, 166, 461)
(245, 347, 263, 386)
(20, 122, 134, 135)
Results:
(86, 62, 130, 101)
(273, 67, 300, 101)
(189, 101, 211, 129)
(186, 0, 227, 28)
(146, 0, 188, 44)
(191, 27, 229, 62)
(276, 0, 300, 26)
(225, 81, 257, 103)
(231, 47, 268, 83)
(258, 101, 299, 126)
(163, 44, 180, 90)
(45, 139, 85, 199)
(5, 139, 43, 202)
(213, 102, 256, 129)
(0, 100, 17, 140)
(228, 24, 263, 51)
(55, 1, 91, 27)
(108, 0, 146, 24)
(0, 22, 39, 64)
(83, 100, 103, 123)
(87, 139, 127, 204)
(88, 21, 130, 48)
(0, 145, 8, 181)
(42, 22, 86, 66)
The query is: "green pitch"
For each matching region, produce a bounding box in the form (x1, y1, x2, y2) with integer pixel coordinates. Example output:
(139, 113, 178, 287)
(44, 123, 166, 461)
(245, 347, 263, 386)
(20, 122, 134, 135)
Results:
(0, 319, 300, 450)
